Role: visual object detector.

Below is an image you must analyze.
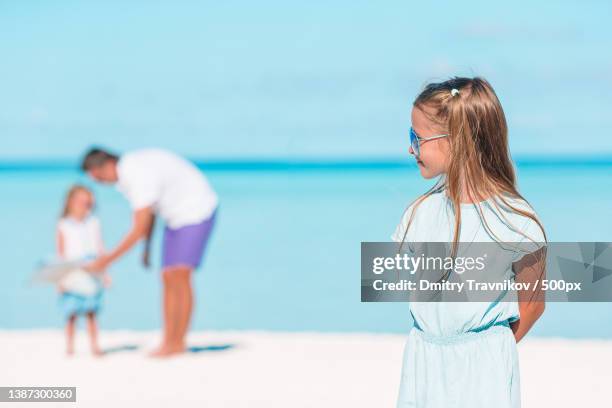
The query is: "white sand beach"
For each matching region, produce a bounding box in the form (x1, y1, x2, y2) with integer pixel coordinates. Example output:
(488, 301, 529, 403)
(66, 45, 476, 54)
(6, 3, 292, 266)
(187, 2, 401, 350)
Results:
(1, 330, 610, 407)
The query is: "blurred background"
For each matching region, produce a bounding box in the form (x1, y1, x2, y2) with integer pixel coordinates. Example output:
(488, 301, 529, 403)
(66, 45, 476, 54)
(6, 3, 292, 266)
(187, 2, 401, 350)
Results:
(1, 1, 611, 337)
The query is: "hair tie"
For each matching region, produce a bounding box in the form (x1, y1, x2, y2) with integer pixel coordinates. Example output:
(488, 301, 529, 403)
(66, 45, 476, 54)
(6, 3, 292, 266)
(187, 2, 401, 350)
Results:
(451, 88, 460, 96)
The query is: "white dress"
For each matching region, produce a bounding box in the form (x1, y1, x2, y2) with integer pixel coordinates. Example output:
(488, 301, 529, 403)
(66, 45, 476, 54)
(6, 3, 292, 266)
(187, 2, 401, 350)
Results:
(57, 216, 104, 316)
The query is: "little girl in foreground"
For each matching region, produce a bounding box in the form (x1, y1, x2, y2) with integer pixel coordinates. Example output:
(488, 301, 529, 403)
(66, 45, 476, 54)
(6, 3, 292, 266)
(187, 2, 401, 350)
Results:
(393, 77, 546, 407)
(57, 185, 109, 356)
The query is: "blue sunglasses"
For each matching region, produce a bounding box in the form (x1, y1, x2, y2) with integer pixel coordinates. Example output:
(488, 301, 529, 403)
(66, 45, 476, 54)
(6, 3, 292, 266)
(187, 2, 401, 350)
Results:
(409, 127, 449, 158)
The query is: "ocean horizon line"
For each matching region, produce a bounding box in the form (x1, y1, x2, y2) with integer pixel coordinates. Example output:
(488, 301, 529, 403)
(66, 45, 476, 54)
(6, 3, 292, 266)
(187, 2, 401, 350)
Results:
(1, 155, 612, 172)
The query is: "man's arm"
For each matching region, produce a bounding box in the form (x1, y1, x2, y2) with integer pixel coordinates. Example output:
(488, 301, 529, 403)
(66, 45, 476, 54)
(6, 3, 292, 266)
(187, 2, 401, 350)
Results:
(142, 213, 156, 268)
(87, 207, 154, 271)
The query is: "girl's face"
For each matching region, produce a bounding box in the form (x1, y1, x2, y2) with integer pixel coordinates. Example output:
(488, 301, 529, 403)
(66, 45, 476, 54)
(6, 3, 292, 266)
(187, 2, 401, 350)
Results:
(410, 105, 450, 179)
(68, 190, 94, 220)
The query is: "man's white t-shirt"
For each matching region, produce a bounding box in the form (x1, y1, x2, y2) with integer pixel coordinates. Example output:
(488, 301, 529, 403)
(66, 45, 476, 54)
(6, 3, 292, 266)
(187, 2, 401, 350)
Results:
(116, 149, 218, 229)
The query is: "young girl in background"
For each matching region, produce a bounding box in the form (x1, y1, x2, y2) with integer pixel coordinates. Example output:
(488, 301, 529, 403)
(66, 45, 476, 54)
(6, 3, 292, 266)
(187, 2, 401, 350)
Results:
(57, 185, 109, 356)
(393, 77, 546, 407)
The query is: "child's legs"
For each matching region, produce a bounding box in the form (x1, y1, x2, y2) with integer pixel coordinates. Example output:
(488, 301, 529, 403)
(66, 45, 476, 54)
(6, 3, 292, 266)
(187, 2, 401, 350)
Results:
(86, 312, 101, 355)
(66, 315, 77, 354)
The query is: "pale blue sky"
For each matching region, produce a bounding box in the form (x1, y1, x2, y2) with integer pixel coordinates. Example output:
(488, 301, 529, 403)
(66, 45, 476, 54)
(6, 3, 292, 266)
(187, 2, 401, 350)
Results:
(1, 0, 611, 159)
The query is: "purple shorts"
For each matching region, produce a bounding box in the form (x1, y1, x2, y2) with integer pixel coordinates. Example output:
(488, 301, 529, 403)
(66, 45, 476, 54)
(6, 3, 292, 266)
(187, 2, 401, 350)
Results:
(162, 209, 217, 269)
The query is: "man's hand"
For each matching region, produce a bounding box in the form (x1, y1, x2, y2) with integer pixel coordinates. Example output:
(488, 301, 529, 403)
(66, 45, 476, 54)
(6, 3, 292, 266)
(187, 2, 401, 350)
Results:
(85, 254, 113, 273)
(88, 207, 154, 273)
(102, 273, 113, 288)
(142, 248, 151, 269)
(141, 212, 156, 269)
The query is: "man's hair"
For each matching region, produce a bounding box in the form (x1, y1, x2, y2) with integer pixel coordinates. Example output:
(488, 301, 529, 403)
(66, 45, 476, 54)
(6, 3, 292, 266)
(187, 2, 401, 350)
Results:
(80, 147, 119, 171)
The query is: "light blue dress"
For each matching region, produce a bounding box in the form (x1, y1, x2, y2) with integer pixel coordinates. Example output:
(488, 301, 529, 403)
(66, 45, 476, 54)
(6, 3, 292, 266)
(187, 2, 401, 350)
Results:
(392, 192, 545, 408)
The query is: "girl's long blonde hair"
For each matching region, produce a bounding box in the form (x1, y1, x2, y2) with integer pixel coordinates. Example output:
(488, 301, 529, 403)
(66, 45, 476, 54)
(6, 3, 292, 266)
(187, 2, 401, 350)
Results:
(61, 184, 94, 218)
(400, 77, 546, 255)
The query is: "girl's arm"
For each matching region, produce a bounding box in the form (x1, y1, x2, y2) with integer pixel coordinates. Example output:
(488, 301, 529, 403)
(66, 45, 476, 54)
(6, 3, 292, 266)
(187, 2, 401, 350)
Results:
(95, 218, 105, 256)
(56, 227, 66, 292)
(510, 247, 546, 343)
(57, 228, 65, 260)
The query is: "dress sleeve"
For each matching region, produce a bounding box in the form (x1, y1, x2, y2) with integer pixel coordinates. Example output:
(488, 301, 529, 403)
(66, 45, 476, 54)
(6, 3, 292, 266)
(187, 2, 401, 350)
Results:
(512, 215, 546, 263)
(391, 201, 418, 243)
(56, 220, 67, 259)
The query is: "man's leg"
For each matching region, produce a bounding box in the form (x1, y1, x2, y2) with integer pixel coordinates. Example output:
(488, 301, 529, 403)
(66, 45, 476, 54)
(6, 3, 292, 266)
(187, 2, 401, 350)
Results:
(171, 267, 193, 352)
(157, 266, 193, 354)
(150, 269, 181, 357)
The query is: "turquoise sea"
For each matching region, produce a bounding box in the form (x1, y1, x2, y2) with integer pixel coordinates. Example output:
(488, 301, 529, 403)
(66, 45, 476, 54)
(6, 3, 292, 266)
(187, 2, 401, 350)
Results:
(1, 160, 611, 338)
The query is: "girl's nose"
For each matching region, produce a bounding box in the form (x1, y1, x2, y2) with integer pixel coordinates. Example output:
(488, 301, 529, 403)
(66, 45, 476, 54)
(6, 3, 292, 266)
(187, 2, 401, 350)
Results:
(408, 145, 415, 155)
